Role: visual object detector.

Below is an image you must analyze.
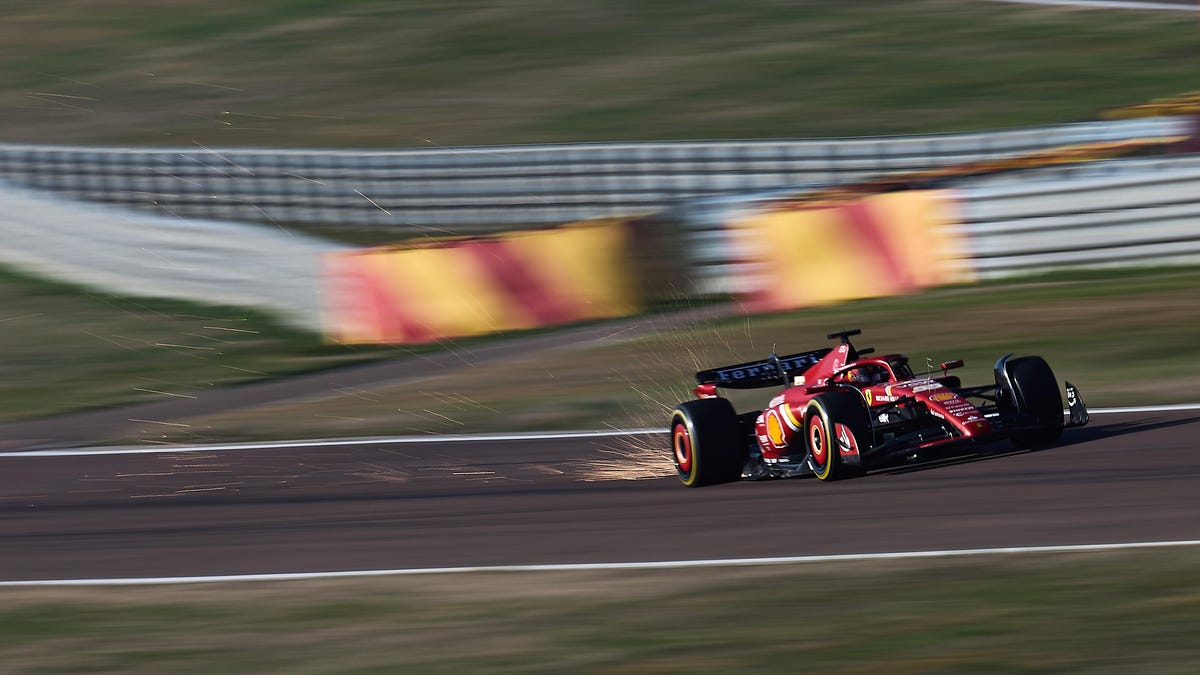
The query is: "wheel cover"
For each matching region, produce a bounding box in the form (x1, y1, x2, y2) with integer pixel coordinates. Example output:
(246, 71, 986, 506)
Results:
(672, 422, 693, 474)
(809, 416, 828, 469)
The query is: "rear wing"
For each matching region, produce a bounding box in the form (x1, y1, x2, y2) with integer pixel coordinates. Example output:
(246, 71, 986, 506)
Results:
(695, 348, 832, 390)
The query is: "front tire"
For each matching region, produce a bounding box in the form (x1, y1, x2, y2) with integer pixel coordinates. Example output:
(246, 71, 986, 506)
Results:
(670, 398, 746, 487)
(805, 391, 871, 481)
(1005, 356, 1064, 447)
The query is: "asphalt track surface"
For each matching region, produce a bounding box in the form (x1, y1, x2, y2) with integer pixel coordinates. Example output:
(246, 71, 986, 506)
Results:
(2, 409, 1197, 583)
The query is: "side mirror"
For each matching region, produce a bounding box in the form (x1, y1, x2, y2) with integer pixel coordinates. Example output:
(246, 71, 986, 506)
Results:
(940, 359, 964, 372)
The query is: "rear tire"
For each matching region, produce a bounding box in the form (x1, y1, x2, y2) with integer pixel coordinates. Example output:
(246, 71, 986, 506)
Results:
(805, 391, 871, 481)
(670, 399, 745, 487)
(1006, 356, 1064, 447)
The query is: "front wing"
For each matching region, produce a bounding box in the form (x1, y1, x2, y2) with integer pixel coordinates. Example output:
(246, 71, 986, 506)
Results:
(855, 381, 1088, 467)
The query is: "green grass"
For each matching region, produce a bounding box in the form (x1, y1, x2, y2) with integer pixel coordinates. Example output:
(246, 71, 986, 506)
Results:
(0, 266, 400, 423)
(3, 549, 1200, 673)
(155, 265, 1200, 446)
(0, 261, 1196, 447)
(2, 1, 1198, 148)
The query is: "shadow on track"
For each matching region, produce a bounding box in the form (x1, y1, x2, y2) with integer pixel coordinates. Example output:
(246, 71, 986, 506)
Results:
(1053, 415, 1199, 447)
(866, 415, 1198, 478)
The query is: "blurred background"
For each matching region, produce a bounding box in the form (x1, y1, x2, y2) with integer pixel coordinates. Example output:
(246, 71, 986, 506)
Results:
(3, 3, 1200, 673)
(0, 0, 1197, 445)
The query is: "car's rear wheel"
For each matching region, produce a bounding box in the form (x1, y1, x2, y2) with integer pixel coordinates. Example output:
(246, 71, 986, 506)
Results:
(670, 398, 745, 487)
(805, 391, 870, 481)
(1005, 356, 1064, 447)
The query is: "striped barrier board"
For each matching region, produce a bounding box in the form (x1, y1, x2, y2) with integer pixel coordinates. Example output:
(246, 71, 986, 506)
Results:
(730, 190, 975, 311)
(323, 220, 639, 344)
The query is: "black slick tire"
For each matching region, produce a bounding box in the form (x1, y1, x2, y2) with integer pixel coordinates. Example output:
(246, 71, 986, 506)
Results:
(1006, 356, 1064, 447)
(804, 391, 870, 481)
(670, 398, 745, 487)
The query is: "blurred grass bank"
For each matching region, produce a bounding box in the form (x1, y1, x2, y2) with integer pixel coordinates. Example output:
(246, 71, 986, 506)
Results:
(4, 1, 1200, 147)
(2, 548, 1199, 673)
(0, 263, 1195, 445)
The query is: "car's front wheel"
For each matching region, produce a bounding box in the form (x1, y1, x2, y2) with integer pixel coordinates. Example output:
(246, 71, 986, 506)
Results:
(805, 391, 870, 481)
(1004, 356, 1064, 447)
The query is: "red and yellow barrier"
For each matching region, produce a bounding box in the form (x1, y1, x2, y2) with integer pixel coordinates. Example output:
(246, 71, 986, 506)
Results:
(324, 220, 639, 344)
(733, 190, 974, 312)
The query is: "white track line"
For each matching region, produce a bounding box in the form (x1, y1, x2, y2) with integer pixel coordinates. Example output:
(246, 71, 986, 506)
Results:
(3, 540, 1199, 587)
(1088, 403, 1200, 414)
(3, 402, 1197, 458)
(5, 405, 1198, 586)
(987, 0, 1197, 10)
(0, 428, 663, 457)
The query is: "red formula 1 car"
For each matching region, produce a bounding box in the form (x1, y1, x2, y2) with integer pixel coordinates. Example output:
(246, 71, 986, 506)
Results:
(669, 330, 1089, 486)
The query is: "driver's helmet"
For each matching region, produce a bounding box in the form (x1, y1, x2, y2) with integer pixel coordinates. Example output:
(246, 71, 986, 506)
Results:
(848, 365, 886, 385)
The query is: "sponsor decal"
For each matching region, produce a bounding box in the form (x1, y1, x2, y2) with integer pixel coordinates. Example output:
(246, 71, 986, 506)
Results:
(702, 349, 829, 384)
(865, 389, 874, 405)
(835, 423, 860, 456)
(931, 392, 956, 402)
(766, 410, 788, 448)
(722, 366, 764, 381)
(779, 352, 825, 372)
(827, 345, 848, 373)
(904, 379, 943, 393)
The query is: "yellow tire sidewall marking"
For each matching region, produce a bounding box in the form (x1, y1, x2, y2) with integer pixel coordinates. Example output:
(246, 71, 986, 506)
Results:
(807, 401, 833, 480)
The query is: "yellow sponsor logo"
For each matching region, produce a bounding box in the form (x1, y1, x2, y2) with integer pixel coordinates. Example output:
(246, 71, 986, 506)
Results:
(931, 392, 956, 402)
(865, 389, 874, 405)
(766, 411, 787, 447)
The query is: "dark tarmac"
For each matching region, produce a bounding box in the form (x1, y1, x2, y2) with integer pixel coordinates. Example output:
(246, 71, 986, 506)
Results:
(2, 409, 1197, 582)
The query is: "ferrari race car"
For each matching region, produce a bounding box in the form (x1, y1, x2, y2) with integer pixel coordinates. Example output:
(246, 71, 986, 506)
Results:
(670, 330, 1089, 487)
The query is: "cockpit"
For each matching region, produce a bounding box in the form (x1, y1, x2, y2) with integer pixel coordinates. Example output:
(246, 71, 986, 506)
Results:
(844, 363, 890, 386)
(841, 356, 915, 387)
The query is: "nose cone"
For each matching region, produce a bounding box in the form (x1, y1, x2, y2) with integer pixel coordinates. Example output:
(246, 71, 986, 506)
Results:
(959, 417, 994, 437)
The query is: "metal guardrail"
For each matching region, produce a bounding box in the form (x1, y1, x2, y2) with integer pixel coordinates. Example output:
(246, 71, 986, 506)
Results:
(956, 157, 1200, 277)
(0, 117, 1185, 235)
(676, 154, 1200, 293)
(0, 181, 340, 332)
(0, 119, 1195, 333)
